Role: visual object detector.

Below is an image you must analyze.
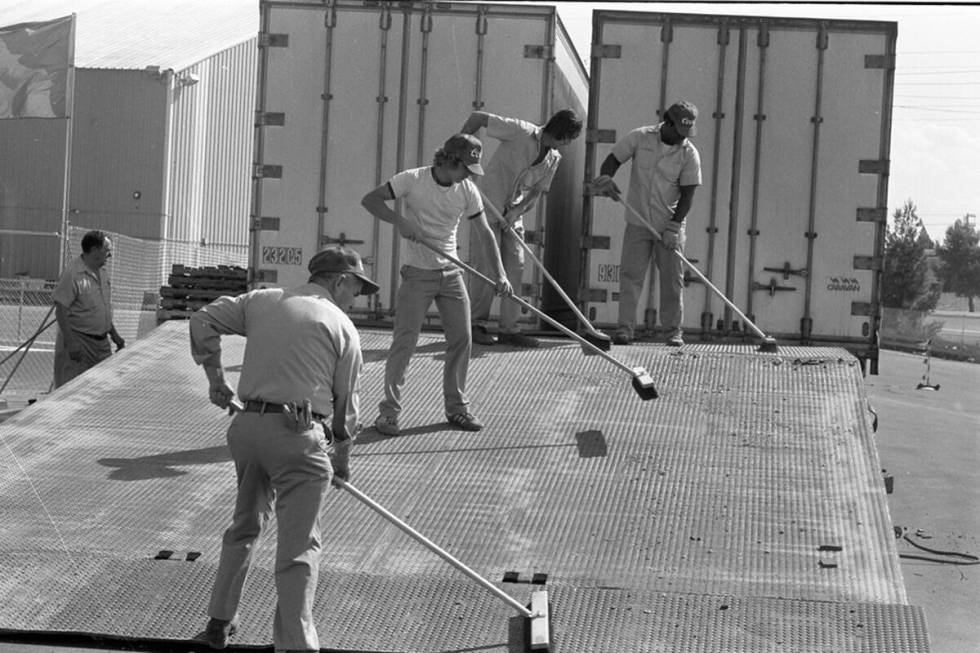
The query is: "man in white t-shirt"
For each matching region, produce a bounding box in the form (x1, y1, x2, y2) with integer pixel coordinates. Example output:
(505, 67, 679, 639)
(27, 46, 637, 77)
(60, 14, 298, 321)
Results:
(361, 133, 510, 436)
(461, 109, 583, 347)
(593, 101, 702, 347)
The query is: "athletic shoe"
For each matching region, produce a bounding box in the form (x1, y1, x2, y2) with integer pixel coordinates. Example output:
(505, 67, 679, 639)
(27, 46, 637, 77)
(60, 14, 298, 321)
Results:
(667, 330, 684, 347)
(496, 332, 539, 348)
(204, 616, 238, 650)
(374, 415, 401, 436)
(613, 326, 632, 345)
(472, 326, 496, 345)
(447, 412, 484, 431)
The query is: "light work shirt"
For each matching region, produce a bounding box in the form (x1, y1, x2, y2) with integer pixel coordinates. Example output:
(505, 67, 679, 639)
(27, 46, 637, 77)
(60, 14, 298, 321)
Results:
(481, 113, 560, 216)
(612, 123, 702, 233)
(388, 167, 483, 270)
(51, 257, 113, 335)
(189, 283, 363, 440)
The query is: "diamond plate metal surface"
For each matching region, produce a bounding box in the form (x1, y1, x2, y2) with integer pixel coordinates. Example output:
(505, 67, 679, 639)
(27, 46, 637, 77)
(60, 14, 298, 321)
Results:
(0, 322, 928, 651)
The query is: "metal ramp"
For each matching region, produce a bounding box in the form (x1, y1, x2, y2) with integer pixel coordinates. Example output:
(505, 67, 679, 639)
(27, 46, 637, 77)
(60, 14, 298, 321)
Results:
(0, 321, 929, 651)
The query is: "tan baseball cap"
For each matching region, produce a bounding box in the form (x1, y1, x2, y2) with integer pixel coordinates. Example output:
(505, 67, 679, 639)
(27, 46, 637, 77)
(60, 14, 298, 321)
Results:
(307, 246, 380, 295)
(443, 133, 485, 175)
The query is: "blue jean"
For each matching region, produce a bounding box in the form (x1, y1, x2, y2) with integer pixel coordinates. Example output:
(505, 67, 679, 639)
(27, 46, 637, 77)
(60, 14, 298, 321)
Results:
(617, 221, 685, 334)
(208, 412, 332, 652)
(469, 219, 525, 334)
(380, 266, 472, 418)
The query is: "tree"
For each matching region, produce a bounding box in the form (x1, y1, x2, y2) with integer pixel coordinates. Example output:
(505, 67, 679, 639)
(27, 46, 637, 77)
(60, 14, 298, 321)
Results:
(881, 199, 940, 312)
(936, 215, 980, 312)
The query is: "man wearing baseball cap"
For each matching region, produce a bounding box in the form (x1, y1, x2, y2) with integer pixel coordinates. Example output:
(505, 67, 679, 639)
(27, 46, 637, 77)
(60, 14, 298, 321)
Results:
(592, 100, 702, 347)
(190, 244, 375, 651)
(460, 108, 584, 348)
(362, 133, 511, 437)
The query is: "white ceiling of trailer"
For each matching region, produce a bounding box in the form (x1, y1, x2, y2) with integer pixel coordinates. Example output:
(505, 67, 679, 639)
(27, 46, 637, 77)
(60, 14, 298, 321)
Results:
(0, 0, 259, 71)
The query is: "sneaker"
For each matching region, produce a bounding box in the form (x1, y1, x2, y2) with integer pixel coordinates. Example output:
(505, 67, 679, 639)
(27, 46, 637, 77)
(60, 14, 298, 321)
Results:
(613, 326, 632, 345)
(472, 326, 496, 345)
(204, 616, 238, 650)
(374, 415, 401, 436)
(447, 412, 484, 431)
(667, 330, 684, 347)
(496, 332, 539, 348)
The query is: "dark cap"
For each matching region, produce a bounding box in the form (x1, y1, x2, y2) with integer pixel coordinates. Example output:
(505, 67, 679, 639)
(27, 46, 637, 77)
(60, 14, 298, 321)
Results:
(443, 133, 484, 175)
(665, 101, 698, 137)
(307, 246, 380, 295)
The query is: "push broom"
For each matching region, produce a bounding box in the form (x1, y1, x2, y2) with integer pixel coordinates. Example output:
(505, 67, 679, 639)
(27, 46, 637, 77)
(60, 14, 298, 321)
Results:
(480, 191, 612, 354)
(413, 236, 658, 400)
(226, 400, 552, 650)
(617, 196, 779, 353)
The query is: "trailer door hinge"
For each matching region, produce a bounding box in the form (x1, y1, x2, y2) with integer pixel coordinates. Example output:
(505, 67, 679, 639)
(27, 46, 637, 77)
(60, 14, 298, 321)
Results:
(524, 45, 554, 59)
(256, 111, 285, 127)
(591, 44, 622, 59)
(582, 288, 607, 303)
(586, 128, 617, 144)
(851, 302, 875, 316)
(581, 235, 610, 250)
(254, 269, 278, 284)
(865, 54, 896, 69)
(856, 207, 887, 223)
(853, 255, 882, 271)
(258, 33, 289, 48)
(253, 164, 283, 179)
(859, 159, 890, 175)
(251, 216, 280, 231)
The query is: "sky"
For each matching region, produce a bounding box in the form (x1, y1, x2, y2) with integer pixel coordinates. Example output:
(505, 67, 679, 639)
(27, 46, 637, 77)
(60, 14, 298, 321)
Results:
(547, 2, 980, 244)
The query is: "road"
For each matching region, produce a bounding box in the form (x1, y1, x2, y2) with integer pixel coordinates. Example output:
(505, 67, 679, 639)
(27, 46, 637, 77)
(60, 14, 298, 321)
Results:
(866, 349, 980, 653)
(934, 310, 980, 347)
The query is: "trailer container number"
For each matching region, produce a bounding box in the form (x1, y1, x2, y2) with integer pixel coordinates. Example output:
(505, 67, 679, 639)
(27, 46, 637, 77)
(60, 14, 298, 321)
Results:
(262, 246, 303, 266)
(597, 264, 620, 283)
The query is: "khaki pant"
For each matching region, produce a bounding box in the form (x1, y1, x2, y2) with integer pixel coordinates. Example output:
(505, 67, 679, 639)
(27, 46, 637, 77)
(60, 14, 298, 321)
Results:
(208, 411, 332, 652)
(380, 265, 471, 419)
(53, 329, 112, 388)
(617, 221, 685, 334)
(469, 219, 525, 334)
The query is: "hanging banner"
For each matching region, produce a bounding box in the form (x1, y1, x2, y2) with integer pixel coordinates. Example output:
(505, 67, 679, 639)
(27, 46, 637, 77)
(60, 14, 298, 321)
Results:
(0, 15, 75, 119)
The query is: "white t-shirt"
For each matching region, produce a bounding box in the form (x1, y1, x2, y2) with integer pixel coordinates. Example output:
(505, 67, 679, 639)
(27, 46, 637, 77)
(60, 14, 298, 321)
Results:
(388, 167, 483, 269)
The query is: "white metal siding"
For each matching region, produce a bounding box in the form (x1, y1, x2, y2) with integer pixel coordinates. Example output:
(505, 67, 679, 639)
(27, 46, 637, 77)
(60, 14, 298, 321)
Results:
(584, 12, 894, 357)
(166, 39, 256, 252)
(253, 1, 588, 326)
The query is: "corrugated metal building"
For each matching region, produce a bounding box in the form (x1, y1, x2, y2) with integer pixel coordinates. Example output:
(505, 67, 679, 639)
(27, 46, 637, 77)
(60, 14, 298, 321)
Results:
(0, 0, 258, 280)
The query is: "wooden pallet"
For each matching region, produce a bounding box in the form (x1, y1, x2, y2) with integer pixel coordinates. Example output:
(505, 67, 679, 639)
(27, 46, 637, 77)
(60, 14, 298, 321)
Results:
(157, 264, 247, 321)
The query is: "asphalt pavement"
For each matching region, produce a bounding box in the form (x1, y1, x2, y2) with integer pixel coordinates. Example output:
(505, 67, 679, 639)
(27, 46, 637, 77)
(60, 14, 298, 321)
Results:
(866, 349, 980, 653)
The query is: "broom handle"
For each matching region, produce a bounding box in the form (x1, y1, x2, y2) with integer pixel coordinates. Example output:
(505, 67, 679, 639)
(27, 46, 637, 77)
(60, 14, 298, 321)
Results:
(617, 197, 769, 341)
(337, 479, 535, 618)
(414, 236, 635, 374)
(480, 193, 599, 332)
(226, 399, 534, 618)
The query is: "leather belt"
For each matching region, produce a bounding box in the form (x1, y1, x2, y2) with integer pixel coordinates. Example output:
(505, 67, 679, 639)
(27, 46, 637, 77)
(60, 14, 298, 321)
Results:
(241, 400, 326, 421)
(76, 331, 108, 340)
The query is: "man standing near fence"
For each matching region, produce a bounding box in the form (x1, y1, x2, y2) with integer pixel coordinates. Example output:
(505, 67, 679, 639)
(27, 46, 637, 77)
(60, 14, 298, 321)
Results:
(51, 230, 125, 388)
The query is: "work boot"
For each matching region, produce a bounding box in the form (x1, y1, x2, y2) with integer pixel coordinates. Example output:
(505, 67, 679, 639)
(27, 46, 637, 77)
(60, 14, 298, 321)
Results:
(667, 329, 684, 347)
(496, 332, 539, 348)
(613, 326, 632, 345)
(472, 325, 496, 345)
(374, 414, 401, 436)
(204, 616, 238, 650)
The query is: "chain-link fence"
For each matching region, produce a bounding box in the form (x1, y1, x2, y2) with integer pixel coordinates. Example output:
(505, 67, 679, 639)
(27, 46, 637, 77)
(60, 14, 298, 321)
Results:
(1, 226, 246, 404)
